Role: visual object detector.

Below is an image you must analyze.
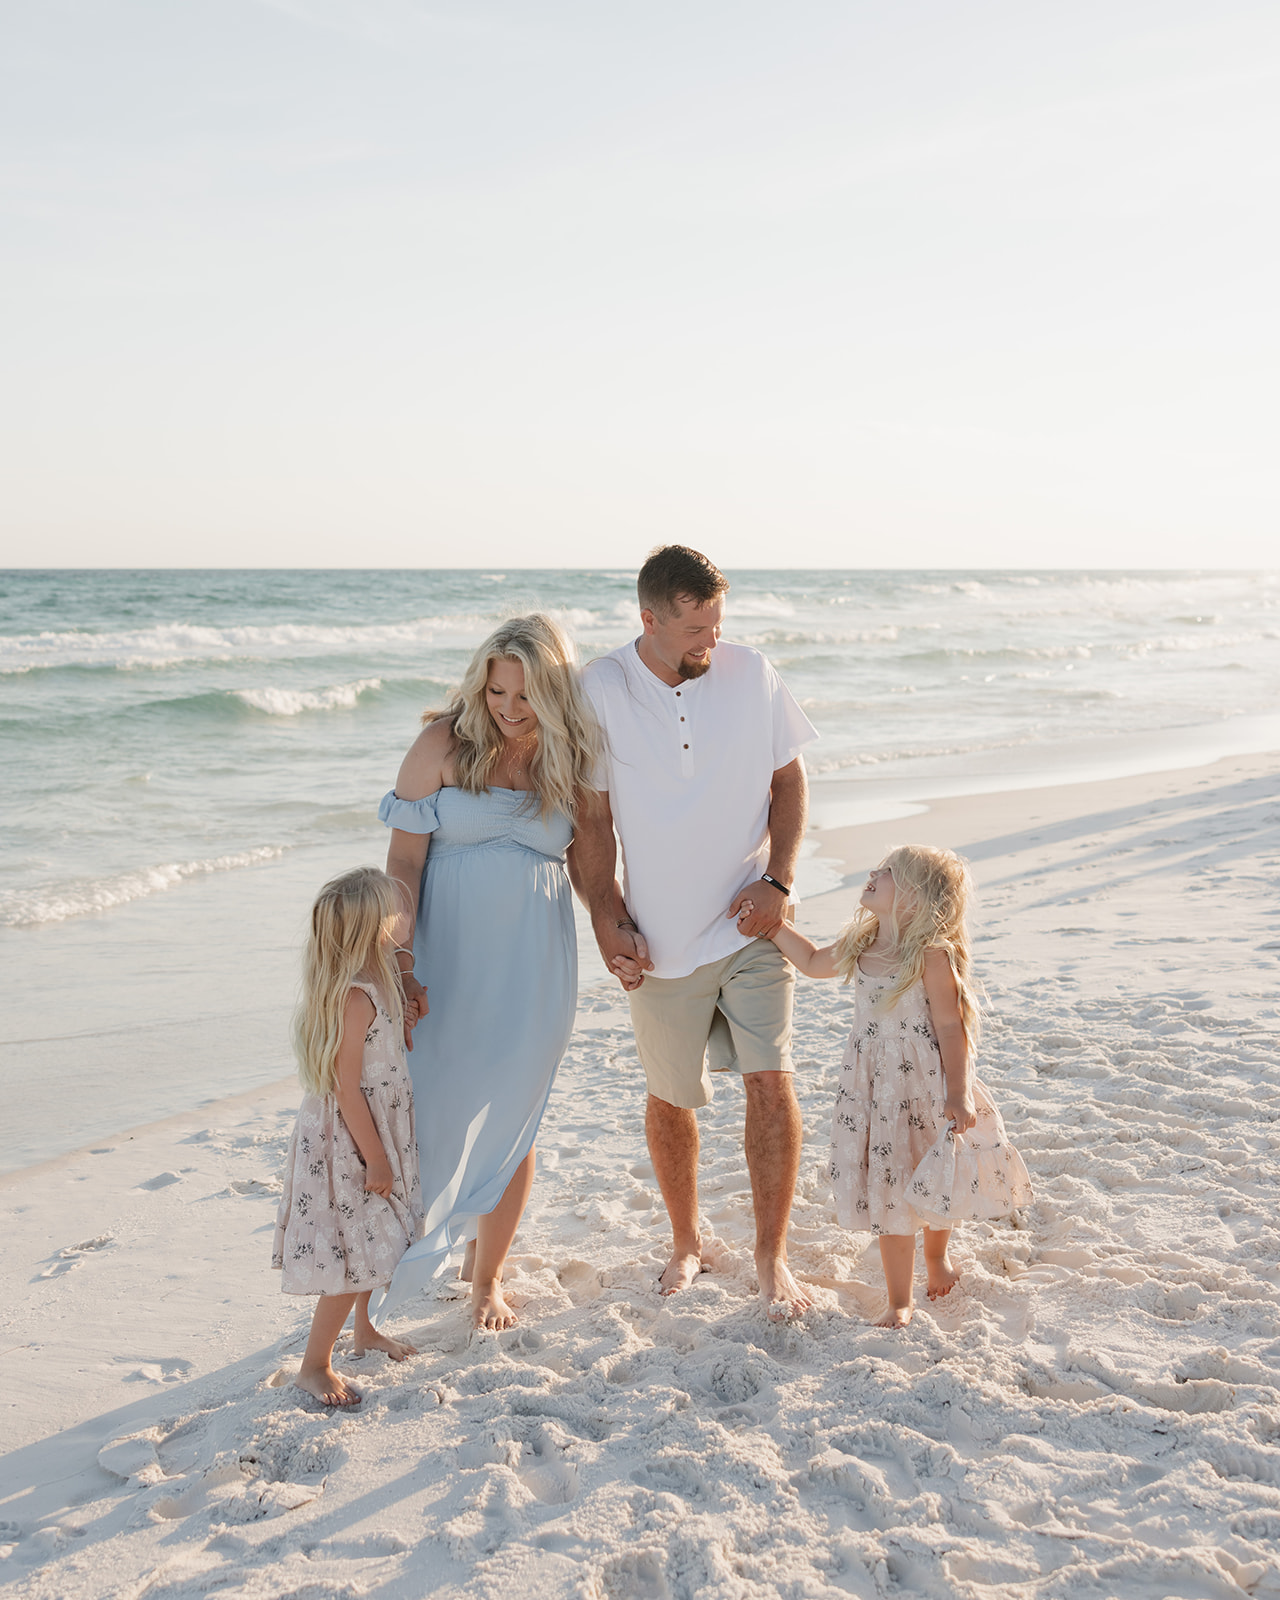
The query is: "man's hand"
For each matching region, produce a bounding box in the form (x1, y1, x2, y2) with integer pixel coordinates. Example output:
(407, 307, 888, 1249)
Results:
(728, 878, 787, 940)
(596, 917, 652, 992)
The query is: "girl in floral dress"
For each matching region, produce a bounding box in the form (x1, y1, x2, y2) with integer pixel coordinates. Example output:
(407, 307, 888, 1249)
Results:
(752, 844, 1031, 1327)
(273, 867, 425, 1405)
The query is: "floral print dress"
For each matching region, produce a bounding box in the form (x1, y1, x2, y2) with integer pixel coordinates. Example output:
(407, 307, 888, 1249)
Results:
(830, 964, 1032, 1235)
(273, 981, 424, 1294)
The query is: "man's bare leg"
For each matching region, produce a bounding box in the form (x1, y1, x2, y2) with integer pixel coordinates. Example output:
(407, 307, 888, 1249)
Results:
(646, 1094, 704, 1294)
(743, 1071, 811, 1320)
(472, 1147, 535, 1331)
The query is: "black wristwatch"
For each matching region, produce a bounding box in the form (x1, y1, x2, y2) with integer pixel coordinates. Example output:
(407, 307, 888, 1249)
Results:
(759, 873, 791, 897)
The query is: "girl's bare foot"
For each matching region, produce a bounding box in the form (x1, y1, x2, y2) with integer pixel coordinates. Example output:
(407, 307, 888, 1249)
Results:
(353, 1328, 418, 1361)
(295, 1364, 362, 1407)
(926, 1257, 961, 1300)
(472, 1278, 518, 1330)
(876, 1305, 913, 1329)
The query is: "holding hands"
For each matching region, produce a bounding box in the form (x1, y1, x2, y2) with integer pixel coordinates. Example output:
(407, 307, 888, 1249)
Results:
(399, 972, 427, 1049)
(600, 916, 652, 991)
(729, 880, 788, 940)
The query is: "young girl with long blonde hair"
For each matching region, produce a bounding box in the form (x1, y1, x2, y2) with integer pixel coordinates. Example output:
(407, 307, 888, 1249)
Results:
(745, 844, 1031, 1327)
(273, 866, 425, 1405)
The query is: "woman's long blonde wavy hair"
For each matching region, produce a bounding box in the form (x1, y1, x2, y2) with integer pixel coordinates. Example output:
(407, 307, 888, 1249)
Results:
(833, 844, 982, 1048)
(293, 867, 406, 1097)
(426, 613, 602, 820)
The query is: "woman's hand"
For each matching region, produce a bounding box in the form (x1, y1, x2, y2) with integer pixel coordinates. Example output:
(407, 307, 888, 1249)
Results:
(596, 916, 652, 992)
(364, 1158, 394, 1198)
(944, 1086, 977, 1135)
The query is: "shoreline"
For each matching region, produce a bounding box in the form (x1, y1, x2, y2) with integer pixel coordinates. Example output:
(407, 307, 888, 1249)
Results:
(807, 745, 1280, 897)
(4, 747, 1276, 1181)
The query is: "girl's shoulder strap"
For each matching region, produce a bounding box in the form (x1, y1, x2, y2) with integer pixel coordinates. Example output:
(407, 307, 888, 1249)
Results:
(349, 980, 382, 1014)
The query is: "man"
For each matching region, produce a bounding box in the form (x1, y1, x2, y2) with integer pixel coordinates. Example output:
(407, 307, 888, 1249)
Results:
(570, 545, 817, 1319)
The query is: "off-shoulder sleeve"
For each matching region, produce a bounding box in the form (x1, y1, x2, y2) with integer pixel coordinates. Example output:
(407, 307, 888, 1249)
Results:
(378, 789, 441, 834)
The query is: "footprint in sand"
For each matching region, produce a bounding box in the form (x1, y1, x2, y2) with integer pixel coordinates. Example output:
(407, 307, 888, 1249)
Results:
(138, 1171, 181, 1190)
(228, 1177, 282, 1197)
(557, 1260, 604, 1303)
(97, 1435, 161, 1479)
(35, 1234, 113, 1279)
(119, 1356, 194, 1384)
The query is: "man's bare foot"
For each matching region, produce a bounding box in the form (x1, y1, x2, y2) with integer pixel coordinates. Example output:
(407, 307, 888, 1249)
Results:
(353, 1328, 418, 1361)
(755, 1254, 812, 1321)
(876, 1305, 913, 1329)
(294, 1364, 362, 1407)
(926, 1255, 961, 1300)
(472, 1278, 518, 1331)
(658, 1245, 704, 1296)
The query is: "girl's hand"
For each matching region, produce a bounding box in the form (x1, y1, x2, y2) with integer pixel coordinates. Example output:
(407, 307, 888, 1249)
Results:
(400, 973, 427, 1048)
(364, 1158, 394, 1198)
(944, 1087, 977, 1135)
(736, 898, 779, 940)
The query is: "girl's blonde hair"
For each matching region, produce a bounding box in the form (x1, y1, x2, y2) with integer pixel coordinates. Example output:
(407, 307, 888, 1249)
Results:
(833, 844, 981, 1047)
(293, 867, 405, 1096)
(426, 613, 602, 820)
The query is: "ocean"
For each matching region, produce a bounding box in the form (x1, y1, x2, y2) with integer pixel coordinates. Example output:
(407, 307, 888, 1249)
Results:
(2, 567, 1277, 1170)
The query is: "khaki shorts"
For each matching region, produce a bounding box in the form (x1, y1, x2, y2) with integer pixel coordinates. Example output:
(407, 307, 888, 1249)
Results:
(627, 940, 795, 1110)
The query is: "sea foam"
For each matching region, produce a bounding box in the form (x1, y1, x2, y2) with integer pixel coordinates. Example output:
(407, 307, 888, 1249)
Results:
(233, 679, 382, 716)
(1, 847, 285, 927)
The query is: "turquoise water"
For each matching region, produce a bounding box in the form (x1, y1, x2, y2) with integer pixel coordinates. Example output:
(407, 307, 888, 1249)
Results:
(2, 567, 1277, 1168)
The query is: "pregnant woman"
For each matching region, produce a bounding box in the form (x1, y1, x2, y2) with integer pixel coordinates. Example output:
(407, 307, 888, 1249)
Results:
(378, 614, 601, 1331)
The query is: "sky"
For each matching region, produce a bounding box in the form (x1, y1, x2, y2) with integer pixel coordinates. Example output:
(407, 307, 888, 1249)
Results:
(2, 0, 1277, 569)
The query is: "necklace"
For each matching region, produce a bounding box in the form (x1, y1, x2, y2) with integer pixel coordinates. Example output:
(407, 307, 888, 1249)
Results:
(502, 736, 537, 783)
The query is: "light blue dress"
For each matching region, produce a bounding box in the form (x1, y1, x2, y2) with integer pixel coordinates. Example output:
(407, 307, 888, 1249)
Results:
(374, 785, 576, 1319)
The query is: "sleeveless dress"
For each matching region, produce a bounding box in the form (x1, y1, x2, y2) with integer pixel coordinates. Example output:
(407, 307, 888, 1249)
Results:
(829, 964, 1032, 1235)
(375, 786, 576, 1318)
(273, 981, 424, 1294)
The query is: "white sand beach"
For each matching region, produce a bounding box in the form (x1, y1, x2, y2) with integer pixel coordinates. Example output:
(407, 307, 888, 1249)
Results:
(3, 752, 1279, 1600)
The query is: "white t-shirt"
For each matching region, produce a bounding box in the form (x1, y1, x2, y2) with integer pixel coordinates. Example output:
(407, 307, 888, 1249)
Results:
(583, 638, 818, 980)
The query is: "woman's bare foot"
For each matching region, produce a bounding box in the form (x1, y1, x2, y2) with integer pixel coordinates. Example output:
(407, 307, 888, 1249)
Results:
(658, 1245, 704, 1296)
(353, 1327, 418, 1361)
(756, 1252, 813, 1321)
(472, 1278, 518, 1331)
(876, 1305, 913, 1329)
(926, 1256, 961, 1301)
(294, 1364, 362, 1407)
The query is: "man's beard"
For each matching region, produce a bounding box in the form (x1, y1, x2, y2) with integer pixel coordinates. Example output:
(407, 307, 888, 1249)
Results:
(677, 654, 712, 680)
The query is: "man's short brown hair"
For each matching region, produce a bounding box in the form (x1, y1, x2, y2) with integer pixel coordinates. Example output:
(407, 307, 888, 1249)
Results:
(637, 545, 730, 618)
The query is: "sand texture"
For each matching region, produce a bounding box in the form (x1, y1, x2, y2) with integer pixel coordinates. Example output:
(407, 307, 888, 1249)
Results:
(3, 755, 1279, 1599)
